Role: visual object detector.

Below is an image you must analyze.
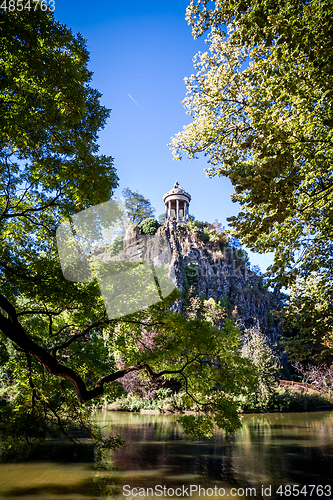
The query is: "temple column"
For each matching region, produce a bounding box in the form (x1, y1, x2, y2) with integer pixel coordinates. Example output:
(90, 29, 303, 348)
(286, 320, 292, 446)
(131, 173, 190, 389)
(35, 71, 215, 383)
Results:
(176, 199, 179, 222)
(168, 201, 171, 217)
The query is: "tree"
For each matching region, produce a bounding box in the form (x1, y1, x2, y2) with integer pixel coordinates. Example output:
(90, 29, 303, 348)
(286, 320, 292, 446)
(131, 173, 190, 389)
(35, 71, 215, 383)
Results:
(122, 188, 155, 225)
(241, 323, 280, 409)
(280, 277, 333, 361)
(158, 213, 166, 224)
(0, 8, 121, 448)
(171, 0, 333, 356)
(293, 361, 333, 397)
(139, 217, 160, 235)
(0, 9, 256, 451)
(110, 299, 257, 435)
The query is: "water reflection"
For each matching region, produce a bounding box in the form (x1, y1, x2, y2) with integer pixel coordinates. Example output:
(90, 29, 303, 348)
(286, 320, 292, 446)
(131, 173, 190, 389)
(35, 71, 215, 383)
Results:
(0, 411, 333, 499)
(96, 412, 333, 498)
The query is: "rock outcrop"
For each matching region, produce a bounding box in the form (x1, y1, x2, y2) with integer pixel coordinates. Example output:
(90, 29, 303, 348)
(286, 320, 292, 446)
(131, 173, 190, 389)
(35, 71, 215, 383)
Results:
(161, 219, 282, 345)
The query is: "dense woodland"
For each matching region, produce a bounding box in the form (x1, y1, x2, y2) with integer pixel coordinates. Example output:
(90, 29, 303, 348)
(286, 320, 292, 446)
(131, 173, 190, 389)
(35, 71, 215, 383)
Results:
(0, 1, 332, 458)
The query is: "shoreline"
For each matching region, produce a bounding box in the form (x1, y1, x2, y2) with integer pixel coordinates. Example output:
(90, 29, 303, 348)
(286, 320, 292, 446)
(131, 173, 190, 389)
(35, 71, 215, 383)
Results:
(103, 405, 333, 415)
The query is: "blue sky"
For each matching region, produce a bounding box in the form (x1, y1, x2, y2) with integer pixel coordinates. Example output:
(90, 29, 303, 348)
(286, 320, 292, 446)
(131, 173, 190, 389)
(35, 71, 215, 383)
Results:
(54, 0, 273, 271)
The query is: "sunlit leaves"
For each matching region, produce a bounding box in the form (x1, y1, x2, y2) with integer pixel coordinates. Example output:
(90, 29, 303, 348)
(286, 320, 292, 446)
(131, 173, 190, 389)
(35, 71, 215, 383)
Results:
(0, 9, 120, 449)
(113, 303, 256, 434)
(171, 0, 333, 355)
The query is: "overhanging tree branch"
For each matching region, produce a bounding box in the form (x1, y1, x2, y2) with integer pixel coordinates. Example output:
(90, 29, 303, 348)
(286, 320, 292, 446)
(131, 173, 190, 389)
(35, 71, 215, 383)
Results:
(0, 294, 220, 405)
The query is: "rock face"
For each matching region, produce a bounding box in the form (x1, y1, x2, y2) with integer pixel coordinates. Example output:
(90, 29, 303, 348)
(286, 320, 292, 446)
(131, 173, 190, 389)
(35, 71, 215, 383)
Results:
(161, 219, 282, 345)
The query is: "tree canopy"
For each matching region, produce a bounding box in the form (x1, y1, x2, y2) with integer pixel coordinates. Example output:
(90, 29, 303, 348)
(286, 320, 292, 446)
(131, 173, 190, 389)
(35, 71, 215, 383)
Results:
(139, 217, 160, 235)
(171, 0, 333, 358)
(0, 8, 121, 447)
(122, 188, 156, 225)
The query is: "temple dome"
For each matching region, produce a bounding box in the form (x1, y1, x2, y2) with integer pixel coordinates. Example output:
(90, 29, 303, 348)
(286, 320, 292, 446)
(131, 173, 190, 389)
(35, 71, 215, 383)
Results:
(163, 181, 191, 203)
(163, 181, 191, 223)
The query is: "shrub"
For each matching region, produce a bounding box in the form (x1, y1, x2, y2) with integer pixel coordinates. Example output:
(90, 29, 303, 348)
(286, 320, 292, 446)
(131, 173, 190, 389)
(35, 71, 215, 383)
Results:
(108, 235, 124, 257)
(188, 220, 228, 245)
(112, 391, 195, 413)
(268, 386, 333, 412)
(139, 218, 160, 235)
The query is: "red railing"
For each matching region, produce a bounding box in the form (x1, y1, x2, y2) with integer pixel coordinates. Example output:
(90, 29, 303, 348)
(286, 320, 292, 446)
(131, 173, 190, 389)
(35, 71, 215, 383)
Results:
(279, 380, 317, 391)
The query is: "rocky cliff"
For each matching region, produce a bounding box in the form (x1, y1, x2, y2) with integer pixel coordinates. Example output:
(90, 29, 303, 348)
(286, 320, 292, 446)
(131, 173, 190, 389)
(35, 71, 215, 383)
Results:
(161, 219, 282, 345)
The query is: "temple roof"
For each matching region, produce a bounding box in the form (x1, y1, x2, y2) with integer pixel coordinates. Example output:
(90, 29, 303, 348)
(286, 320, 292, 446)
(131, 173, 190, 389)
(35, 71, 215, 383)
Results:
(163, 181, 191, 202)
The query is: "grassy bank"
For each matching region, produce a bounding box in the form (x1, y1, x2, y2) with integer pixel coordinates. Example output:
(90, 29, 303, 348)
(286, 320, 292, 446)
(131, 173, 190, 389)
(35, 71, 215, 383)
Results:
(244, 385, 333, 413)
(101, 385, 333, 414)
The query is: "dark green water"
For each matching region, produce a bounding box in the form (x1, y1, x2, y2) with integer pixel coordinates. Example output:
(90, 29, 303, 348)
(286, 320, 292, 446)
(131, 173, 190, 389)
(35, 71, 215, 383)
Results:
(0, 411, 333, 500)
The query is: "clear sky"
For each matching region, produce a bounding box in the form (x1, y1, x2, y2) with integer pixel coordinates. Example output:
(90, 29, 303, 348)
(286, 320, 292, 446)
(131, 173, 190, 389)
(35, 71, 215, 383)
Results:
(54, 0, 273, 271)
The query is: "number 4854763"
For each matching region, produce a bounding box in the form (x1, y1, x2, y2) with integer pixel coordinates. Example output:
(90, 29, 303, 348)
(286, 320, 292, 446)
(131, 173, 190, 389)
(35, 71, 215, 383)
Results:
(0, 1, 55, 11)
(276, 484, 332, 497)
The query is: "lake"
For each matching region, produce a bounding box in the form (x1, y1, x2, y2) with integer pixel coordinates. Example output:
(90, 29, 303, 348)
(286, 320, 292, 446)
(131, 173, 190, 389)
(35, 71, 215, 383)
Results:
(0, 410, 332, 499)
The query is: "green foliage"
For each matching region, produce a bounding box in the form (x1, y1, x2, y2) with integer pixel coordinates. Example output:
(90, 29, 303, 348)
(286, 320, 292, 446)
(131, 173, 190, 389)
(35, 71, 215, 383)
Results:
(281, 277, 333, 361)
(113, 301, 257, 435)
(0, 8, 118, 333)
(183, 263, 199, 289)
(158, 213, 166, 224)
(113, 389, 190, 413)
(171, 0, 333, 357)
(0, 9, 119, 452)
(202, 297, 226, 327)
(178, 414, 214, 439)
(188, 219, 205, 231)
(187, 220, 208, 241)
(0, 326, 123, 456)
(219, 295, 229, 311)
(139, 217, 160, 235)
(113, 381, 333, 416)
(122, 188, 155, 225)
(268, 386, 333, 412)
(188, 220, 229, 244)
(182, 263, 199, 308)
(1, 10, 117, 215)
(267, 312, 274, 327)
(108, 235, 124, 257)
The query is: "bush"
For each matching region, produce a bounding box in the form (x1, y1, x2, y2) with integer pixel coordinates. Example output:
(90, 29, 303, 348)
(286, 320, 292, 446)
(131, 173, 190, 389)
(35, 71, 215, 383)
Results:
(239, 385, 333, 412)
(188, 220, 228, 245)
(268, 386, 333, 412)
(111, 391, 195, 413)
(139, 218, 160, 235)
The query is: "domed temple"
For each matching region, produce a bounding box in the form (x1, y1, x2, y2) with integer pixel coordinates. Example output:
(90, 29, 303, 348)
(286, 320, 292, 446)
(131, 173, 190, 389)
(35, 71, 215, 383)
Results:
(163, 181, 191, 223)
